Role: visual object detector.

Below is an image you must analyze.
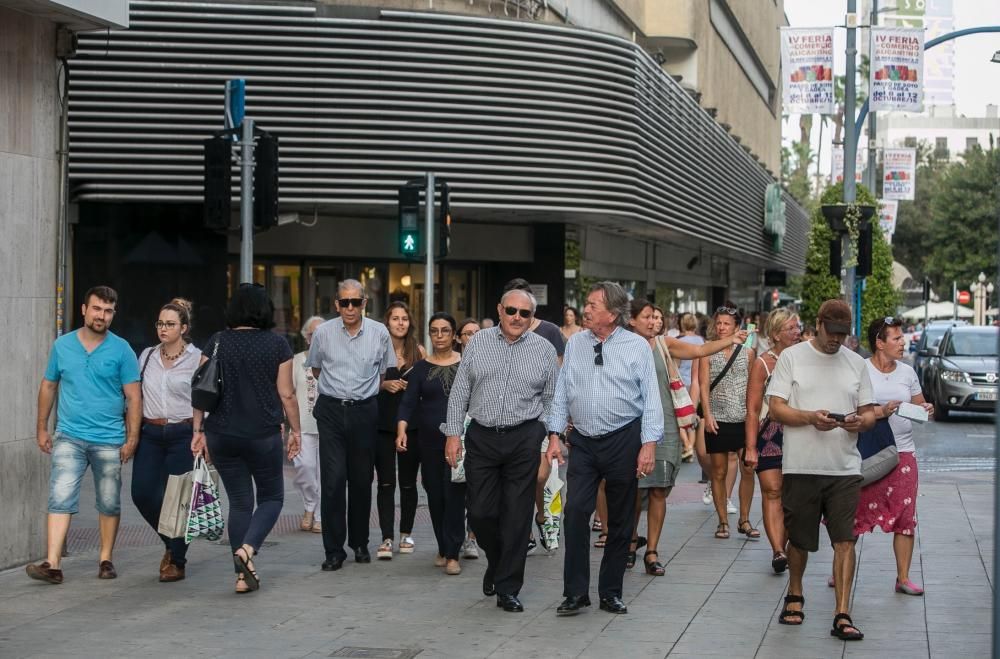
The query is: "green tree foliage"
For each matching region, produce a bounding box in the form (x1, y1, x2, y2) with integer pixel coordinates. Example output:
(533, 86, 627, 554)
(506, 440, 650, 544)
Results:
(923, 147, 999, 291)
(801, 182, 898, 329)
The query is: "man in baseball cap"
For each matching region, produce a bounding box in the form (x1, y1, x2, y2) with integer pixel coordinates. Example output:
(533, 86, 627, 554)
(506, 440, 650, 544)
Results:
(763, 298, 877, 641)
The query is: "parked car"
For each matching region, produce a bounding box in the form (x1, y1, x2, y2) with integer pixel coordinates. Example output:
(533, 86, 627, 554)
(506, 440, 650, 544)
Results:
(913, 320, 967, 387)
(923, 325, 998, 420)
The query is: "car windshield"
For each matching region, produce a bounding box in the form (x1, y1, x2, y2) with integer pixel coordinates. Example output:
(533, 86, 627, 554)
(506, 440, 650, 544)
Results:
(924, 328, 947, 347)
(944, 331, 999, 357)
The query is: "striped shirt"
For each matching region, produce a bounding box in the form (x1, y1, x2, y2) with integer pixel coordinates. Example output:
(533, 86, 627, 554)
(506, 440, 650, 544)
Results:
(546, 327, 664, 444)
(441, 326, 558, 436)
(305, 316, 396, 400)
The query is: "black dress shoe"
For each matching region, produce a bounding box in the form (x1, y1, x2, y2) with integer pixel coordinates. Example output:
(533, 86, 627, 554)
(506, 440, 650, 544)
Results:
(496, 594, 524, 612)
(556, 595, 592, 616)
(483, 566, 495, 596)
(354, 547, 371, 563)
(321, 557, 344, 572)
(599, 596, 628, 614)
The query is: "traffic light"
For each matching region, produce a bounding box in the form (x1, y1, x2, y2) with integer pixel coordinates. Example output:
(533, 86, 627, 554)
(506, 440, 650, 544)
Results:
(856, 223, 873, 278)
(437, 182, 451, 259)
(253, 133, 278, 230)
(203, 136, 232, 229)
(398, 186, 420, 257)
(829, 239, 841, 277)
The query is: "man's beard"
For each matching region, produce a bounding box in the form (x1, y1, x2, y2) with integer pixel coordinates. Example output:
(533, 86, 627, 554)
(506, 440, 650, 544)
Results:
(86, 320, 108, 335)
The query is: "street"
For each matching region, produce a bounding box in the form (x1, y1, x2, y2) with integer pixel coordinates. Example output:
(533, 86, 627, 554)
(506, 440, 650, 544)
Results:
(0, 413, 994, 659)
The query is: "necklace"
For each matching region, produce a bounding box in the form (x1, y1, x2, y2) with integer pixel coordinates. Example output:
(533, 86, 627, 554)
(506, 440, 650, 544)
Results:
(870, 357, 895, 378)
(161, 344, 185, 361)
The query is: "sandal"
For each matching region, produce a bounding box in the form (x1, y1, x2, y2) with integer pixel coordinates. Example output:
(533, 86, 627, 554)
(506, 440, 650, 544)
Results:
(643, 550, 665, 576)
(737, 519, 761, 540)
(377, 539, 393, 560)
(399, 535, 415, 554)
(714, 523, 729, 539)
(594, 533, 607, 548)
(233, 546, 259, 592)
(778, 594, 804, 625)
(592, 517, 603, 533)
(235, 574, 251, 594)
(625, 536, 647, 569)
(831, 612, 864, 640)
(771, 551, 788, 574)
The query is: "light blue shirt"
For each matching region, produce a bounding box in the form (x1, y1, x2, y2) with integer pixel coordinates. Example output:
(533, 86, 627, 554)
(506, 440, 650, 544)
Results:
(44, 330, 140, 445)
(305, 316, 395, 400)
(547, 327, 664, 444)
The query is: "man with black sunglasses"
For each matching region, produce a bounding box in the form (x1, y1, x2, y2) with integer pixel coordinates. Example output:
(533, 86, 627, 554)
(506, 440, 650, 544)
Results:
(545, 281, 663, 616)
(443, 288, 559, 613)
(307, 279, 395, 572)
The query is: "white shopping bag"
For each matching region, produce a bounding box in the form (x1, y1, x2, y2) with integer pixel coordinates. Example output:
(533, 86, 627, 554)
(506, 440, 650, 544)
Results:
(451, 415, 472, 483)
(542, 459, 564, 550)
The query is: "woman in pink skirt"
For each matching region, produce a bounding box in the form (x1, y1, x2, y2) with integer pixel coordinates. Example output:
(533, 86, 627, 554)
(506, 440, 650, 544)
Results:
(854, 317, 934, 595)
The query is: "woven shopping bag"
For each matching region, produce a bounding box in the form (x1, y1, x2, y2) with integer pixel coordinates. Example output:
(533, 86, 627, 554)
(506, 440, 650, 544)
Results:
(185, 456, 225, 544)
(654, 336, 698, 429)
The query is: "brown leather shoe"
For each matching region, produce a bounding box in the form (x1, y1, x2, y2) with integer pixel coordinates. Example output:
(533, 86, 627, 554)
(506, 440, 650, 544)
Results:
(98, 560, 117, 579)
(159, 563, 185, 582)
(159, 550, 172, 573)
(25, 561, 63, 584)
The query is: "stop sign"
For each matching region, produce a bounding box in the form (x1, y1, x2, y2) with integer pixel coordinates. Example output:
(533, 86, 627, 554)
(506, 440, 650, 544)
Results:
(958, 290, 971, 304)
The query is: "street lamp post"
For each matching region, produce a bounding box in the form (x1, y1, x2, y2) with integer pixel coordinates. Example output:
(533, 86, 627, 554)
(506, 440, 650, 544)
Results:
(971, 272, 995, 326)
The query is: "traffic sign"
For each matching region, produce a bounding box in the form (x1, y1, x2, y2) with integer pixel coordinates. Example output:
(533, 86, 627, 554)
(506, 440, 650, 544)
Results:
(958, 290, 971, 304)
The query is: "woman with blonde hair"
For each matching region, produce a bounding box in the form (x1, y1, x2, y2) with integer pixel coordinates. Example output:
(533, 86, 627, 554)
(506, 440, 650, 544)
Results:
(743, 308, 800, 572)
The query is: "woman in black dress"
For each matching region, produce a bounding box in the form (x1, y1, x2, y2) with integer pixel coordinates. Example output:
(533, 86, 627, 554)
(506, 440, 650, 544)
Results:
(396, 313, 465, 575)
(375, 302, 425, 560)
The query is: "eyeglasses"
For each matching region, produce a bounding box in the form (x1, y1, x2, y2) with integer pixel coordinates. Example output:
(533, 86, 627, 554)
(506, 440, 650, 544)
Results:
(428, 328, 453, 336)
(337, 298, 365, 309)
(503, 306, 532, 319)
(715, 306, 738, 316)
(593, 342, 604, 366)
(155, 321, 179, 329)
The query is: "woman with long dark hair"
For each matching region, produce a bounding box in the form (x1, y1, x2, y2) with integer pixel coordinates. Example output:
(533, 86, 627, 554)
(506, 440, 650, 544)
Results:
(397, 312, 466, 574)
(375, 301, 425, 559)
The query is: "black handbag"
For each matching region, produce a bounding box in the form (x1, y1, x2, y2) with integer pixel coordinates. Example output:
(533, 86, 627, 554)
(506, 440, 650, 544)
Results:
(857, 417, 898, 486)
(191, 336, 223, 412)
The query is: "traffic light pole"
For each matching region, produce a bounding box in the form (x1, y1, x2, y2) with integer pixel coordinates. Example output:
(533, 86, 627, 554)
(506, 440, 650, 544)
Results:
(843, 0, 859, 334)
(424, 172, 435, 353)
(239, 118, 255, 284)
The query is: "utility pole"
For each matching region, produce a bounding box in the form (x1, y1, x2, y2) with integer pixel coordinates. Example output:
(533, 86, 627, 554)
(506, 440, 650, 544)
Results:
(424, 172, 435, 353)
(865, 0, 879, 193)
(239, 117, 255, 284)
(843, 0, 860, 333)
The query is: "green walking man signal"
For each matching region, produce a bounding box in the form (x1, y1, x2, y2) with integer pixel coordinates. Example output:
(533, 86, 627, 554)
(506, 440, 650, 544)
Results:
(397, 179, 451, 259)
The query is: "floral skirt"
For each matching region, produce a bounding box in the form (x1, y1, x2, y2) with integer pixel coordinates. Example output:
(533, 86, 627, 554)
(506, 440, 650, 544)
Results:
(853, 451, 918, 537)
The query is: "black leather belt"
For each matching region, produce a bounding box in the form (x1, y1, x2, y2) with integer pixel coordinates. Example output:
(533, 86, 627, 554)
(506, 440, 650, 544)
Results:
(323, 395, 376, 407)
(471, 418, 538, 435)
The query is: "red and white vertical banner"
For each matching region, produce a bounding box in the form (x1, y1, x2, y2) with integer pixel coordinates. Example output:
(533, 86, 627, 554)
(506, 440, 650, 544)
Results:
(870, 27, 925, 112)
(878, 199, 899, 243)
(883, 148, 917, 200)
(831, 146, 865, 185)
(780, 28, 835, 114)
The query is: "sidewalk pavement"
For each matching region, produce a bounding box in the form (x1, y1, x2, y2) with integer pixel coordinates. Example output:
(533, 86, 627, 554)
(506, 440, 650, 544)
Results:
(0, 461, 993, 658)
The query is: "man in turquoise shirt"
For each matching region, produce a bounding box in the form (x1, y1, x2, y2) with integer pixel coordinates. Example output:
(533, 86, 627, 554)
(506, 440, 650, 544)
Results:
(26, 286, 142, 585)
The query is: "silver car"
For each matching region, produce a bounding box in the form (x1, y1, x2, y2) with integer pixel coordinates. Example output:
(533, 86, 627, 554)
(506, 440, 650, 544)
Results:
(925, 326, 998, 420)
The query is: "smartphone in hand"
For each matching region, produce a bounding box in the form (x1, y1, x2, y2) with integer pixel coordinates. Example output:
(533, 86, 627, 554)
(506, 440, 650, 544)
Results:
(827, 412, 846, 423)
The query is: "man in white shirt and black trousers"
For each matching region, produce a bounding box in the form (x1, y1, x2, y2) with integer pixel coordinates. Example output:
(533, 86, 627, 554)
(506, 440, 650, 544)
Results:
(444, 288, 559, 613)
(545, 281, 663, 616)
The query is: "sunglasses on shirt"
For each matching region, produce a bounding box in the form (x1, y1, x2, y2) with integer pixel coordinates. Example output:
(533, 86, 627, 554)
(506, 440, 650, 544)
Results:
(593, 342, 604, 366)
(337, 298, 365, 309)
(503, 306, 533, 319)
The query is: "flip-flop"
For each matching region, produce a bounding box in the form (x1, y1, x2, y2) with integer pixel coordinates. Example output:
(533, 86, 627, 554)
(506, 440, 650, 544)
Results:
(233, 547, 259, 592)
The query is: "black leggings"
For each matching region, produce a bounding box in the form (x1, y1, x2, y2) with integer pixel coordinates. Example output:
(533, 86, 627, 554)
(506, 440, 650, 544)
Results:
(375, 429, 420, 541)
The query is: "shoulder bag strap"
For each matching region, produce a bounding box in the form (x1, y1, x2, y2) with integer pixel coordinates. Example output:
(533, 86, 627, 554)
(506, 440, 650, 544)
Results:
(140, 346, 157, 382)
(710, 344, 742, 392)
(653, 336, 681, 380)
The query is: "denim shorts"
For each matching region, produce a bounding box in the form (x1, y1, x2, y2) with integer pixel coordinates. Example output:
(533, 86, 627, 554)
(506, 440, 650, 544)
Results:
(48, 433, 122, 516)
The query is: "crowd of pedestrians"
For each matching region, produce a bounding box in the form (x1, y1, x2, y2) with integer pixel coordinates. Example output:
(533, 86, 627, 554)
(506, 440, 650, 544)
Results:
(25, 281, 935, 643)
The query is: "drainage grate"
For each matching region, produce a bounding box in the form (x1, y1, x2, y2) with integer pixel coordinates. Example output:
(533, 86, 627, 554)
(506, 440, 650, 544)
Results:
(329, 649, 421, 658)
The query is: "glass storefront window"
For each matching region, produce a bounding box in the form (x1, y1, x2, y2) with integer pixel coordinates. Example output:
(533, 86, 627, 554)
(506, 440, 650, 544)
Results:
(358, 265, 388, 321)
(272, 264, 301, 345)
(310, 266, 344, 319)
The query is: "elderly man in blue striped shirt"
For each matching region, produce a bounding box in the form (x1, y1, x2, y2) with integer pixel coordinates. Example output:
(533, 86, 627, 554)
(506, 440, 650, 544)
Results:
(546, 281, 663, 616)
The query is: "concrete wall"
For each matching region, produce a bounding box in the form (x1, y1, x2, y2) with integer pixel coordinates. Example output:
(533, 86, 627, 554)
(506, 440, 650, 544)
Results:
(0, 8, 59, 569)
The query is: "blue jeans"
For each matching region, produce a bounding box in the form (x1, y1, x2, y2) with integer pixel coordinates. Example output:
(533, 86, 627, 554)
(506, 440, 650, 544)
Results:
(48, 433, 122, 515)
(206, 430, 284, 567)
(131, 422, 195, 567)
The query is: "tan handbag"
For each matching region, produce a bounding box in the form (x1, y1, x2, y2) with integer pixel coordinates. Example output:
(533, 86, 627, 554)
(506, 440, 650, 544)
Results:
(654, 337, 698, 429)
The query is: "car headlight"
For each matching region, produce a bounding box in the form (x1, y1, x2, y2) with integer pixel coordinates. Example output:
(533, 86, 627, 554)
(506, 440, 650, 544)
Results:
(939, 370, 972, 385)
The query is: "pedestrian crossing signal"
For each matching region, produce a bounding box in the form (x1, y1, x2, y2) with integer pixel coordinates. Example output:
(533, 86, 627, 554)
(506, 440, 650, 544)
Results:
(401, 229, 419, 255)
(399, 186, 421, 257)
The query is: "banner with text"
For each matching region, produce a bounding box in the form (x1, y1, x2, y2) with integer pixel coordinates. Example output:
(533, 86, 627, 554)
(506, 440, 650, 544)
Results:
(878, 199, 899, 243)
(831, 146, 866, 185)
(883, 148, 916, 200)
(780, 28, 835, 114)
(870, 27, 924, 112)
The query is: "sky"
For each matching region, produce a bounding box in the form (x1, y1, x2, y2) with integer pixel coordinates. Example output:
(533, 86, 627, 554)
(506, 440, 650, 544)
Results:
(781, 0, 1000, 176)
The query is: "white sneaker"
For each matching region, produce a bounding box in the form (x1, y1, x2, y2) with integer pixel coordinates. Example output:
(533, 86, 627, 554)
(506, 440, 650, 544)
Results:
(702, 486, 713, 505)
(462, 538, 479, 559)
(726, 499, 737, 515)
